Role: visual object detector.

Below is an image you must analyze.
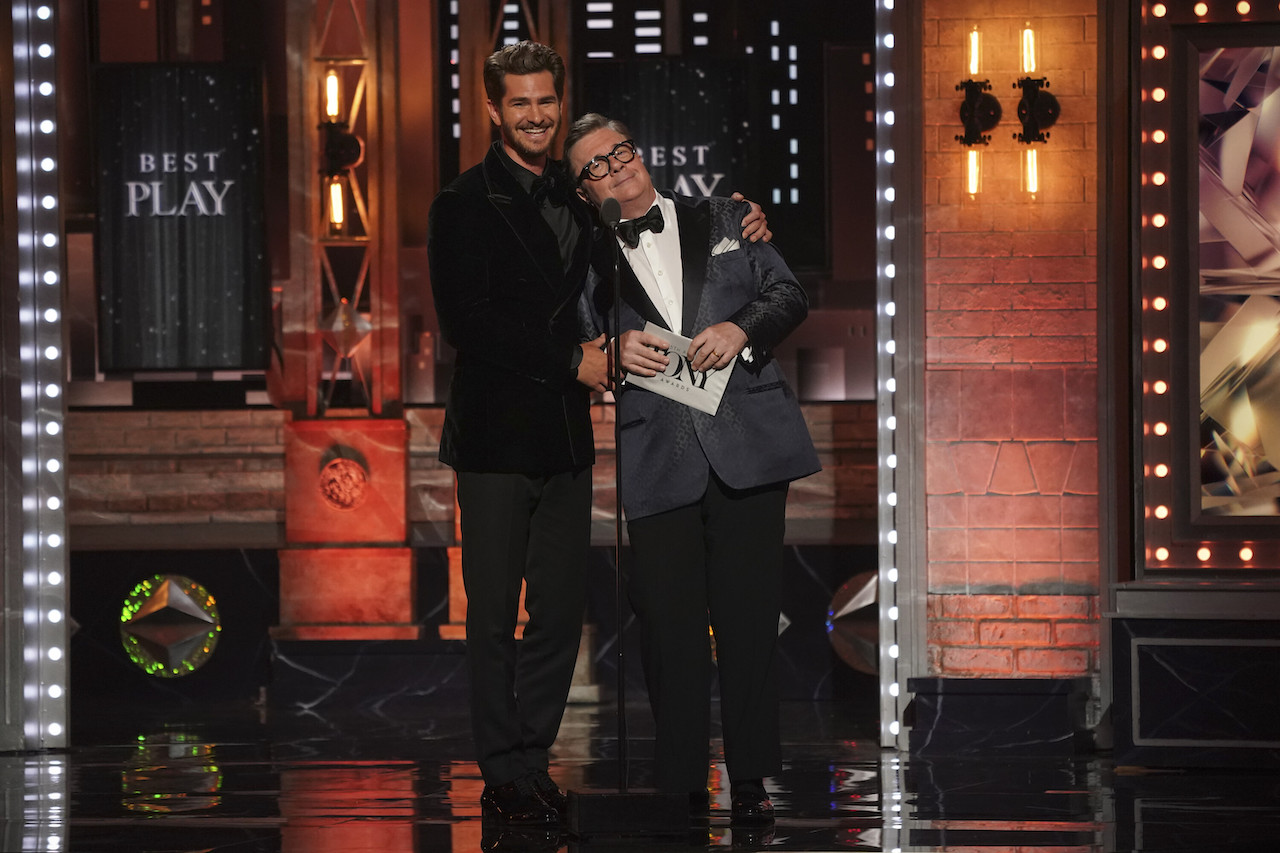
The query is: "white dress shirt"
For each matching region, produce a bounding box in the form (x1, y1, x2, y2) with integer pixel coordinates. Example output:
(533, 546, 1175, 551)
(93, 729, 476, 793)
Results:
(619, 192, 684, 333)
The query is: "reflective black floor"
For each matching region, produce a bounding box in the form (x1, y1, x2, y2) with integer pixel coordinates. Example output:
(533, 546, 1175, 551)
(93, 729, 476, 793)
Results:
(3, 698, 1279, 852)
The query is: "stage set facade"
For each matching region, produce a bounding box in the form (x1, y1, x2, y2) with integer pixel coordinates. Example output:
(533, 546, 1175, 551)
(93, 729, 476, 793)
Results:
(3, 0, 1280, 848)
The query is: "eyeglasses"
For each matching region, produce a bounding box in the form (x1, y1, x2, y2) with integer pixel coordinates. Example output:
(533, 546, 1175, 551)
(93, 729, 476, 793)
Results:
(577, 140, 637, 183)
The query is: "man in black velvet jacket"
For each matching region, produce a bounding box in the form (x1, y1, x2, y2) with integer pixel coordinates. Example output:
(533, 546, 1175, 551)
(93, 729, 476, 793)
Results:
(428, 41, 607, 827)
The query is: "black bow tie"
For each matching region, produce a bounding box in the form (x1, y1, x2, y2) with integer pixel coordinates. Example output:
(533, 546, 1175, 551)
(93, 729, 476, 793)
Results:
(530, 170, 564, 208)
(616, 206, 665, 249)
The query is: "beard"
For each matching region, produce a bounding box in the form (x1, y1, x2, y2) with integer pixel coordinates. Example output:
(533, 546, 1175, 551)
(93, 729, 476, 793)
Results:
(500, 116, 558, 165)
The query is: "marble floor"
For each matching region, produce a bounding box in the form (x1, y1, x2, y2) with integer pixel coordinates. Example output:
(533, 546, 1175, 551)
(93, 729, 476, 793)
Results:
(2, 697, 1277, 852)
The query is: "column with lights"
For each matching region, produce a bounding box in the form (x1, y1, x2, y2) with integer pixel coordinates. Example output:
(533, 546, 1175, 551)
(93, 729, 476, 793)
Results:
(271, 0, 418, 643)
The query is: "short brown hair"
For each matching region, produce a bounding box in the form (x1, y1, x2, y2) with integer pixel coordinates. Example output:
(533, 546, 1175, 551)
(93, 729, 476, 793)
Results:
(483, 41, 566, 103)
(563, 112, 634, 171)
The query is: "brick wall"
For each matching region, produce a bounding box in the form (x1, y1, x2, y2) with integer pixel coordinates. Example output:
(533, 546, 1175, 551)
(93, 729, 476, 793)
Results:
(923, 1, 1100, 678)
(67, 402, 876, 546)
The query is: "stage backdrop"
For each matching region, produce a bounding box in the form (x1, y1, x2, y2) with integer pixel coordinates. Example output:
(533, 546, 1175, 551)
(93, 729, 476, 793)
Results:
(94, 64, 268, 371)
(581, 57, 823, 271)
(583, 61, 759, 210)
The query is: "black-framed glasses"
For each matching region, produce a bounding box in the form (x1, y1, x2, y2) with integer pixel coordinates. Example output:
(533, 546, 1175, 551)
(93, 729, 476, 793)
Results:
(577, 140, 637, 183)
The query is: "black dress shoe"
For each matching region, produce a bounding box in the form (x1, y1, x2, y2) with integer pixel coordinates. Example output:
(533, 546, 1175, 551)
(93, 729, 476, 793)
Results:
(529, 771, 567, 819)
(481, 826, 561, 852)
(481, 778, 558, 825)
(729, 781, 774, 826)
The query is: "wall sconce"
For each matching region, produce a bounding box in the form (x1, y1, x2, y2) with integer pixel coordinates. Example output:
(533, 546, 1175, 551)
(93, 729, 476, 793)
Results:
(956, 26, 1000, 197)
(1014, 23, 1059, 195)
(321, 65, 364, 234)
(956, 26, 1002, 147)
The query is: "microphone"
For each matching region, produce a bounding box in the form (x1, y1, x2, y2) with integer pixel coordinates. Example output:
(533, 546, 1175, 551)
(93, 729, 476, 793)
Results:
(600, 196, 622, 229)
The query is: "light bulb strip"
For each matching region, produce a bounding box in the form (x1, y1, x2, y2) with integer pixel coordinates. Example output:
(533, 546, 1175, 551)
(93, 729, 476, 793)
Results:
(876, 0, 920, 753)
(13, 1, 69, 752)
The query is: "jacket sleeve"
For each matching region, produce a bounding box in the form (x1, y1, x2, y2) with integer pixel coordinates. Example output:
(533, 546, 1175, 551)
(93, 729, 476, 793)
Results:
(725, 205, 808, 362)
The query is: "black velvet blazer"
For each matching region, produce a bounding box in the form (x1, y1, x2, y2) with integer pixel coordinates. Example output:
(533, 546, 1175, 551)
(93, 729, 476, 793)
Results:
(428, 143, 597, 474)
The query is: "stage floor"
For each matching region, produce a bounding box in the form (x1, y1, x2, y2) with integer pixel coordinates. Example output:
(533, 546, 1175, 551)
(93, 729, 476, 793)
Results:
(2, 697, 1276, 851)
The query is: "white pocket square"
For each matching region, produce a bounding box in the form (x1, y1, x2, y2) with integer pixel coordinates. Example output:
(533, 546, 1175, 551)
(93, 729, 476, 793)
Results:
(711, 237, 740, 256)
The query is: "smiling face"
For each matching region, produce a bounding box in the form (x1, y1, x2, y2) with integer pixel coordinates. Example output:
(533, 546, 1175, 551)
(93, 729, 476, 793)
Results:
(567, 126, 655, 220)
(487, 71, 561, 173)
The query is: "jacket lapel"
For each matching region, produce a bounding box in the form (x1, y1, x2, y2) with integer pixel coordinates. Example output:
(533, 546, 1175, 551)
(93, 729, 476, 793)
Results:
(480, 145, 565, 296)
(666, 192, 710, 337)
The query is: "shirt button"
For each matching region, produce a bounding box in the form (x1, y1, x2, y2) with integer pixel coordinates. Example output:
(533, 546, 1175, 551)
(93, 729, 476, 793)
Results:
(657, 269, 664, 276)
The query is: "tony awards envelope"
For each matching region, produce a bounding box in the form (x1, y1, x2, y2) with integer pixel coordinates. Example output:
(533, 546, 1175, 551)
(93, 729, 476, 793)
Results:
(626, 321, 735, 416)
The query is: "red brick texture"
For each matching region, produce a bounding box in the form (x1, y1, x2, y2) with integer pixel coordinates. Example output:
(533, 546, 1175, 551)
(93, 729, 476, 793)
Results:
(923, 1, 1101, 679)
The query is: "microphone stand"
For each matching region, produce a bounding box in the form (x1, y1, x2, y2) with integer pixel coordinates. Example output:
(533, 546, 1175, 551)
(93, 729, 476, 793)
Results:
(566, 197, 686, 840)
(598, 198, 629, 793)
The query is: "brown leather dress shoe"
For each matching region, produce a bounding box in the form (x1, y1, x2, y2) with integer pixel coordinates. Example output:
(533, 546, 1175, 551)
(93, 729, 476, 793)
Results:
(481, 778, 558, 825)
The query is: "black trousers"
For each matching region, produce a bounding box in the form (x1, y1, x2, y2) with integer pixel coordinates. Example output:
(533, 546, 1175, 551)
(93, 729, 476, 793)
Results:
(626, 474, 788, 793)
(456, 467, 591, 786)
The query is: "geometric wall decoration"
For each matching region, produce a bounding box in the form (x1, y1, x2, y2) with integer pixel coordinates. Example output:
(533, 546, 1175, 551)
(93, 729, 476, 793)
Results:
(120, 575, 221, 677)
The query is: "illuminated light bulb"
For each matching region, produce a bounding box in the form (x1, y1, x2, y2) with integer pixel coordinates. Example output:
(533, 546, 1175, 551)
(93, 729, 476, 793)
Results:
(324, 68, 342, 121)
(1023, 148, 1039, 195)
(47, 685, 62, 698)
(328, 176, 345, 232)
(968, 26, 981, 76)
(1020, 23, 1036, 74)
(1154, 380, 1167, 394)
(1152, 171, 1166, 184)
(1155, 505, 1169, 519)
(47, 723, 62, 737)
(1153, 296, 1168, 310)
(1240, 546, 1254, 561)
(1197, 546, 1211, 561)
(1155, 463, 1169, 477)
(1153, 45, 1167, 59)
(1152, 3, 1167, 16)
(1153, 338, 1167, 352)
(1155, 547, 1170, 560)
(1152, 88, 1167, 103)
(47, 648, 62, 661)
(967, 148, 982, 196)
(1152, 213, 1167, 227)
(1193, 2, 1207, 14)
(1154, 421, 1168, 435)
(1153, 255, 1167, 269)
(1153, 129, 1167, 143)
(1238, 1, 1252, 13)
(47, 569, 62, 583)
